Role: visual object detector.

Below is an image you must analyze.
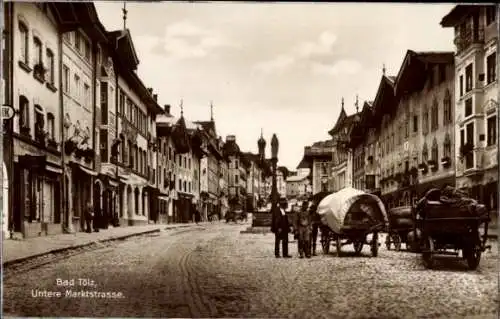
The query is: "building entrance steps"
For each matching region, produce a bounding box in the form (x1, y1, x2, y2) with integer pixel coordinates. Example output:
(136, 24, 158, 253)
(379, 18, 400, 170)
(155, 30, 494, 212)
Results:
(2, 222, 212, 266)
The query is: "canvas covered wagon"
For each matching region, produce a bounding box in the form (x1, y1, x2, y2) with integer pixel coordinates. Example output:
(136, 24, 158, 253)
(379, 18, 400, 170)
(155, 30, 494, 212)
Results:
(317, 187, 388, 257)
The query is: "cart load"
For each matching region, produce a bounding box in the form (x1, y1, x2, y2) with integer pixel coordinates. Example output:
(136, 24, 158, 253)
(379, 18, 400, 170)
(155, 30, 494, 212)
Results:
(318, 187, 388, 235)
(386, 206, 416, 251)
(415, 187, 491, 270)
(388, 206, 414, 229)
(416, 186, 489, 220)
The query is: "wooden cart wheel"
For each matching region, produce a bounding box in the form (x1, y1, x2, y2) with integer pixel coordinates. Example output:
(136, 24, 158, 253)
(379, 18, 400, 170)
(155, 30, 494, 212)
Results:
(464, 245, 482, 270)
(392, 233, 402, 251)
(422, 235, 435, 269)
(336, 238, 342, 256)
(321, 232, 331, 254)
(371, 232, 379, 257)
(353, 240, 364, 255)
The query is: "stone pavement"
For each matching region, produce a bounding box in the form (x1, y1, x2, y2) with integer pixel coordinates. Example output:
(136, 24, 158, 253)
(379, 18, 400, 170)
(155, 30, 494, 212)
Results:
(2, 222, 210, 266)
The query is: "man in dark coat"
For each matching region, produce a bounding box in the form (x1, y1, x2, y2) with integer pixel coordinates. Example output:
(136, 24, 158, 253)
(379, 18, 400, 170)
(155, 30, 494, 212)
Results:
(85, 202, 94, 233)
(309, 202, 321, 256)
(271, 201, 291, 258)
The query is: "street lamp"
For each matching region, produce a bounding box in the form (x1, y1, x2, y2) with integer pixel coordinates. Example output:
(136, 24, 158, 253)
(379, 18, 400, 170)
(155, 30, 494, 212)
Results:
(271, 134, 279, 214)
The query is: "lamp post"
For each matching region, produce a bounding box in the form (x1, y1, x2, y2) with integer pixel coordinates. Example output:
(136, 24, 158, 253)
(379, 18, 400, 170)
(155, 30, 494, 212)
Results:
(271, 134, 279, 215)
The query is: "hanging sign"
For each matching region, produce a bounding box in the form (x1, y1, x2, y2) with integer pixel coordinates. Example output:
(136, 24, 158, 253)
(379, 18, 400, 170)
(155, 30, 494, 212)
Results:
(2, 105, 15, 120)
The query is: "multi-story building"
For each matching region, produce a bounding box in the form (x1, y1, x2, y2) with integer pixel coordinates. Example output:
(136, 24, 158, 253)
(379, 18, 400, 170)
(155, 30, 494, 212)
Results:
(4, 2, 72, 238)
(160, 112, 201, 222)
(241, 152, 263, 212)
(224, 135, 247, 210)
(349, 101, 372, 192)
(108, 27, 163, 226)
(393, 51, 456, 206)
(329, 99, 359, 192)
(286, 174, 311, 200)
(217, 137, 230, 218)
(194, 116, 225, 219)
(155, 104, 176, 223)
(297, 140, 334, 194)
(441, 5, 498, 212)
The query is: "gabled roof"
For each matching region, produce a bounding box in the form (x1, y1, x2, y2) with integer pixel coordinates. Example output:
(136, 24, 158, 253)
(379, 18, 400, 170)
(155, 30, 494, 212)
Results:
(193, 120, 217, 137)
(328, 105, 347, 136)
(107, 29, 139, 70)
(371, 74, 397, 122)
(440, 5, 482, 28)
(50, 3, 107, 42)
(394, 50, 454, 97)
(223, 139, 240, 157)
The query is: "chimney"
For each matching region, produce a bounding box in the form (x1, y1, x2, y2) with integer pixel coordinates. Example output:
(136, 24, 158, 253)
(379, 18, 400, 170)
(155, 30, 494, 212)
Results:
(226, 135, 236, 142)
(147, 88, 153, 95)
(164, 104, 171, 114)
(153, 94, 158, 102)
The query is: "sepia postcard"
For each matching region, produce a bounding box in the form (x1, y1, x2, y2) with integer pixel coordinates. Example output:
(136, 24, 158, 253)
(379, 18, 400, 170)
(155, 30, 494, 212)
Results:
(1, 1, 499, 318)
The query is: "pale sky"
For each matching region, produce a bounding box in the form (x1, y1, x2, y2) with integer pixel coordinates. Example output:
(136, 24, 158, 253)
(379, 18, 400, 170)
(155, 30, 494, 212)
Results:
(95, 2, 456, 170)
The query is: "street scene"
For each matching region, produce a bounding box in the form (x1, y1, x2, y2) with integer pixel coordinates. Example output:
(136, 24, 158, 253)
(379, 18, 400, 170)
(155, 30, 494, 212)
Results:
(3, 222, 498, 318)
(1, 2, 499, 319)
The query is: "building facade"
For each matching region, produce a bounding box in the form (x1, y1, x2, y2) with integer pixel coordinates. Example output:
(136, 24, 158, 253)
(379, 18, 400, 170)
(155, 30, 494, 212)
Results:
(441, 5, 498, 213)
(6, 2, 67, 238)
(297, 140, 334, 195)
(286, 174, 311, 200)
(328, 100, 359, 192)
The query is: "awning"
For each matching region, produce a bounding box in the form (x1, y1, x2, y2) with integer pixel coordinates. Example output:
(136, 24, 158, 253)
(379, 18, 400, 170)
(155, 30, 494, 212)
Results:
(75, 164, 98, 176)
(46, 166, 63, 175)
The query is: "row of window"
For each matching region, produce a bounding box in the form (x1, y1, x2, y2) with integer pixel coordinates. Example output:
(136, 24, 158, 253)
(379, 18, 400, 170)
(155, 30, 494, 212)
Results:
(380, 90, 453, 157)
(18, 21, 55, 85)
(459, 52, 497, 97)
(118, 89, 149, 136)
(62, 64, 91, 107)
(18, 95, 56, 141)
(63, 31, 92, 63)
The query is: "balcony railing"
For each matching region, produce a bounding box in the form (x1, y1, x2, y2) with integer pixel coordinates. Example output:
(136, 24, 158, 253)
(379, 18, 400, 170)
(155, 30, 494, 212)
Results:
(454, 29, 484, 54)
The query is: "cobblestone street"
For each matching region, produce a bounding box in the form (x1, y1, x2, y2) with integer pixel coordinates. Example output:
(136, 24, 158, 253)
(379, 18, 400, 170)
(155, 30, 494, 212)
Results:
(3, 222, 498, 318)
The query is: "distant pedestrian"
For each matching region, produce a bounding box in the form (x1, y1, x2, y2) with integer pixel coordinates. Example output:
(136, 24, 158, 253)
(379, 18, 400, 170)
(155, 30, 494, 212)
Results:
(296, 201, 312, 258)
(195, 208, 201, 224)
(85, 202, 94, 233)
(271, 201, 291, 258)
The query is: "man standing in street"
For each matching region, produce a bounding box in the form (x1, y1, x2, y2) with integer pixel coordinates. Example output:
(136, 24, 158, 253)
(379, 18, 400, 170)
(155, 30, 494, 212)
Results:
(271, 201, 291, 258)
(309, 201, 321, 256)
(296, 201, 312, 258)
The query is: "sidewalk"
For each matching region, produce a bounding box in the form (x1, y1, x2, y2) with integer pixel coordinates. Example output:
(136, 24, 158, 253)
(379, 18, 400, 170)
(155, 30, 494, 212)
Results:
(2, 222, 208, 266)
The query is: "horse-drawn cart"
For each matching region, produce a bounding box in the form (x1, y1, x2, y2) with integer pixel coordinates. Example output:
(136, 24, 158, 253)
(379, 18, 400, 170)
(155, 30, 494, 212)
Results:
(415, 188, 491, 270)
(318, 188, 388, 257)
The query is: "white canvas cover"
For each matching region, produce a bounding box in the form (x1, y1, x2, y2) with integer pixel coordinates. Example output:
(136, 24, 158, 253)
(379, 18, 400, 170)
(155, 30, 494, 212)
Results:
(317, 187, 388, 234)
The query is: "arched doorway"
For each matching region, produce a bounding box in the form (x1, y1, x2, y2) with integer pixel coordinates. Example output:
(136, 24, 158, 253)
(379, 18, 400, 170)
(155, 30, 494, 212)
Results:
(3, 162, 9, 238)
(93, 181, 102, 229)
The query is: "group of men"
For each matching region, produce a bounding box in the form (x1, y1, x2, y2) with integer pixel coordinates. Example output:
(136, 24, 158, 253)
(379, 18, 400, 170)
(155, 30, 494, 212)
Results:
(271, 199, 321, 258)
